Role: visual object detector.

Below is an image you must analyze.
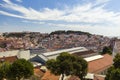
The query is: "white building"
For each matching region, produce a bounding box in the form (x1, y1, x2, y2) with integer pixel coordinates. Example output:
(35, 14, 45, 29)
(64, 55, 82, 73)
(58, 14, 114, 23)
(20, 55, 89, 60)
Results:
(30, 47, 88, 64)
(0, 50, 30, 60)
(112, 40, 120, 58)
(0, 47, 88, 64)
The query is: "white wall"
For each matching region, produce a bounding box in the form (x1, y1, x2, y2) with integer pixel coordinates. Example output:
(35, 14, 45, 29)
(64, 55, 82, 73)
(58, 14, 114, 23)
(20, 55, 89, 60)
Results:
(0, 50, 30, 60)
(0, 50, 19, 57)
(17, 50, 30, 60)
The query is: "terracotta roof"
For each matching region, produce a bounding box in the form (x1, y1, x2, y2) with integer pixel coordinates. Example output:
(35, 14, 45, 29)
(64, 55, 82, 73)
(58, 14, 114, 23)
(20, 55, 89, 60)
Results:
(68, 76, 80, 80)
(0, 40, 12, 43)
(41, 70, 60, 80)
(34, 67, 44, 78)
(66, 75, 104, 80)
(0, 56, 18, 63)
(88, 54, 113, 74)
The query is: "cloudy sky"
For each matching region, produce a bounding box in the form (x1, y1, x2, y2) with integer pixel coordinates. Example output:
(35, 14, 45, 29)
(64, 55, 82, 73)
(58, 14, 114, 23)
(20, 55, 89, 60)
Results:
(0, 0, 120, 36)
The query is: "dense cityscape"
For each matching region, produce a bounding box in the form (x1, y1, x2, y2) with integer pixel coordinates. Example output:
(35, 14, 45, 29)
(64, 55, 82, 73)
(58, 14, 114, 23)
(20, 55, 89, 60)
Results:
(0, 0, 120, 80)
(0, 31, 120, 80)
(0, 31, 115, 53)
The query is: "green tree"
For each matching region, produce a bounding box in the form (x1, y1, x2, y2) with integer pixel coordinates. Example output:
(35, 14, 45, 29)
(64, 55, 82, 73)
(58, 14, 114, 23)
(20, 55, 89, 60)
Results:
(74, 57, 88, 80)
(46, 52, 88, 80)
(9, 59, 34, 80)
(105, 66, 114, 80)
(101, 46, 112, 55)
(0, 42, 7, 48)
(113, 54, 120, 68)
(105, 54, 120, 80)
(0, 62, 11, 80)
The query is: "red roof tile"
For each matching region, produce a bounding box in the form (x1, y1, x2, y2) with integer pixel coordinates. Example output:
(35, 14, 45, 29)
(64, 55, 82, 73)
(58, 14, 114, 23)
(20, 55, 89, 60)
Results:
(34, 67, 44, 78)
(88, 54, 113, 74)
(41, 70, 60, 80)
(0, 56, 18, 63)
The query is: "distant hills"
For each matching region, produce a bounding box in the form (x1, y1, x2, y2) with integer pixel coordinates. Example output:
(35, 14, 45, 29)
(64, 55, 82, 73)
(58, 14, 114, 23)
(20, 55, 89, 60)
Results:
(0, 30, 115, 53)
(2, 30, 92, 38)
(2, 32, 42, 38)
(50, 30, 91, 36)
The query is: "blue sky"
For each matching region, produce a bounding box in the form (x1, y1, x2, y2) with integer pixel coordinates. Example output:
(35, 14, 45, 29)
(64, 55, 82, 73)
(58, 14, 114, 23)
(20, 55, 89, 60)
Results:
(0, 0, 120, 36)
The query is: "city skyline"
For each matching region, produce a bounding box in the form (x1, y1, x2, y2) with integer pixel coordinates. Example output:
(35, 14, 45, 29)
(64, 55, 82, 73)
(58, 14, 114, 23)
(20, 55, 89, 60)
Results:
(0, 0, 120, 36)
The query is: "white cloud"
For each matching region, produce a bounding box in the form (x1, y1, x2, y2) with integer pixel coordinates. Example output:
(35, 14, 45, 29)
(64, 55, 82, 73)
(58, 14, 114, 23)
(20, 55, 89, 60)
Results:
(95, 0, 110, 5)
(0, 10, 24, 18)
(47, 23, 120, 36)
(22, 20, 46, 25)
(16, 0, 22, 3)
(3, 0, 12, 4)
(0, 1, 64, 20)
(1, 0, 120, 24)
(0, 0, 120, 36)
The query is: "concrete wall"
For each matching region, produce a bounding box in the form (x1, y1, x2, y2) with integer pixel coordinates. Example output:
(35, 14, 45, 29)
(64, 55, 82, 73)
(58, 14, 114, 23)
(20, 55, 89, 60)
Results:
(0, 50, 30, 60)
(17, 50, 30, 60)
(0, 50, 18, 57)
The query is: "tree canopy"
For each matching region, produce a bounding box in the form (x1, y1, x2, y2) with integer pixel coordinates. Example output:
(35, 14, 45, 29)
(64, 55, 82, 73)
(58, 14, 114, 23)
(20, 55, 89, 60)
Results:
(46, 52, 88, 80)
(0, 59, 34, 80)
(0, 42, 7, 48)
(50, 30, 91, 36)
(0, 62, 11, 80)
(105, 54, 120, 80)
(9, 59, 34, 80)
(100, 46, 112, 55)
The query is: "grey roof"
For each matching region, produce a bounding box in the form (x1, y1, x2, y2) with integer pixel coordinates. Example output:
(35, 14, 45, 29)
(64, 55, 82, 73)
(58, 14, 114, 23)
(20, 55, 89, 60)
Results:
(42, 47, 88, 57)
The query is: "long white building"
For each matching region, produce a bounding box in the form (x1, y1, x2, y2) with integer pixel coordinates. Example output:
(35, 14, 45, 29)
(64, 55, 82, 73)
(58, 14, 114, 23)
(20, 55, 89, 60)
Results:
(30, 47, 88, 64)
(0, 47, 88, 64)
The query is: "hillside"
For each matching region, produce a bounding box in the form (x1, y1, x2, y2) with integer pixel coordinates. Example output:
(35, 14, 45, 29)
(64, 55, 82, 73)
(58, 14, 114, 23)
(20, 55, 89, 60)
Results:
(0, 31, 112, 53)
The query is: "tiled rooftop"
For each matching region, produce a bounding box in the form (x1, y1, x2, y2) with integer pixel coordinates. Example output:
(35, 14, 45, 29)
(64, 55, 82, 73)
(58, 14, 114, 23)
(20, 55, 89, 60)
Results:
(41, 70, 60, 80)
(0, 56, 18, 63)
(88, 54, 113, 74)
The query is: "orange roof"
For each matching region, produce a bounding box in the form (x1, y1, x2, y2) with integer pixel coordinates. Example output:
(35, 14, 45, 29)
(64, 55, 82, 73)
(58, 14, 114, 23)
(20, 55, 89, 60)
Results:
(34, 67, 44, 78)
(68, 76, 80, 80)
(0, 56, 18, 63)
(88, 54, 113, 74)
(41, 70, 60, 80)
